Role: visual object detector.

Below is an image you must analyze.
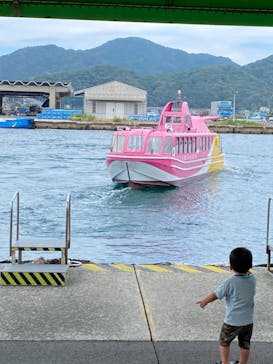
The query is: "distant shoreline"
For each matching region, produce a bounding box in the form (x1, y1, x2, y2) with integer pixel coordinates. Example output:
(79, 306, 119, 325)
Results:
(34, 119, 273, 134)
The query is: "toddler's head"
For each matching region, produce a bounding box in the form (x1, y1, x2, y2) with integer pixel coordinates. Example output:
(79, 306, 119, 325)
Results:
(229, 247, 253, 273)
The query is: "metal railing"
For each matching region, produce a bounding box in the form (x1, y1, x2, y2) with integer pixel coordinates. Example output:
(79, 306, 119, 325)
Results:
(65, 192, 71, 263)
(9, 192, 71, 264)
(266, 198, 272, 275)
(10, 191, 20, 257)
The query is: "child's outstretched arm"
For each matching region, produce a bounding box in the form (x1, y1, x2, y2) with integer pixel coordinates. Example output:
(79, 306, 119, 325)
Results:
(197, 292, 217, 309)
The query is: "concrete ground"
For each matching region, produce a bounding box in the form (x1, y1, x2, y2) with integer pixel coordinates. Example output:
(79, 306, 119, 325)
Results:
(0, 264, 272, 364)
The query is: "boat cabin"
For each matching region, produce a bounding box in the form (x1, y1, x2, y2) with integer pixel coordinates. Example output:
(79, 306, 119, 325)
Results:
(110, 100, 217, 157)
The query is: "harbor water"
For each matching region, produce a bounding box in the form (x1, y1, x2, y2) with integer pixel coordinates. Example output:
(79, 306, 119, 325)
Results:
(0, 129, 272, 265)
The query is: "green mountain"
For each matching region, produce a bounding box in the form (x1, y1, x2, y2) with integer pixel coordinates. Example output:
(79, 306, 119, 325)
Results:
(35, 64, 271, 109)
(80, 37, 237, 75)
(0, 37, 237, 80)
(1, 37, 272, 109)
(243, 55, 273, 85)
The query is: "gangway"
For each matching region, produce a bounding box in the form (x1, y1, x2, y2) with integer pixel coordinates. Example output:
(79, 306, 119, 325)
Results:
(266, 198, 273, 276)
(0, 192, 71, 286)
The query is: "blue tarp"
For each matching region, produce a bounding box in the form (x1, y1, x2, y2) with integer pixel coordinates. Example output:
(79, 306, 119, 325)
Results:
(0, 117, 34, 128)
(36, 109, 82, 120)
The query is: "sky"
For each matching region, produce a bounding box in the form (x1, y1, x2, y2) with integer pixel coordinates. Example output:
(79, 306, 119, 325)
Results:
(1, 17, 273, 65)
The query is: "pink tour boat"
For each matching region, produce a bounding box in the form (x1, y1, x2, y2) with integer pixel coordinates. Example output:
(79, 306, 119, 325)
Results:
(106, 91, 224, 188)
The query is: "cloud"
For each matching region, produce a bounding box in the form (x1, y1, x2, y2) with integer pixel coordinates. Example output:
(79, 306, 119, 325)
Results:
(1, 17, 273, 65)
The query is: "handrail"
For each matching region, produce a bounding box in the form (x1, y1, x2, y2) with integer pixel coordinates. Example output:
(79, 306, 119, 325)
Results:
(8, 191, 71, 264)
(10, 191, 20, 258)
(65, 192, 71, 250)
(266, 198, 272, 274)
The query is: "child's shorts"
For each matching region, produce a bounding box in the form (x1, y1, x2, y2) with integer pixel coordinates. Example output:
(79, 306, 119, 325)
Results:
(219, 322, 253, 349)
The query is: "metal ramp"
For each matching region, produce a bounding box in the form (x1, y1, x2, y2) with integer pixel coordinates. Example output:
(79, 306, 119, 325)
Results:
(266, 198, 273, 276)
(0, 192, 71, 286)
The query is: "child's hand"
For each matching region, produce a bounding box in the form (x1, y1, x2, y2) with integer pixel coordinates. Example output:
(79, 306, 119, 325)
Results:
(197, 300, 207, 309)
(196, 293, 217, 309)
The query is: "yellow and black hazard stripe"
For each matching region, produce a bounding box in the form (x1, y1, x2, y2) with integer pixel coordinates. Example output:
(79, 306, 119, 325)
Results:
(0, 271, 66, 286)
(14, 247, 66, 252)
(82, 263, 263, 274)
(82, 263, 232, 273)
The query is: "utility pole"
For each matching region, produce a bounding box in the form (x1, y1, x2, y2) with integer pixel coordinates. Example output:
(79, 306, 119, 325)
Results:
(233, 91, 238, 122)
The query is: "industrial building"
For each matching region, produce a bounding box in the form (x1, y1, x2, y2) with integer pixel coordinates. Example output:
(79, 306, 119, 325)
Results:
(74, 81, 147, 119)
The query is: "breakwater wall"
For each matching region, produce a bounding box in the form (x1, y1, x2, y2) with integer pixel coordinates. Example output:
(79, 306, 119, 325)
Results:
(209, 124, 273, 134)
(34, 120, 273, 134)
(34, 120, 122, 130)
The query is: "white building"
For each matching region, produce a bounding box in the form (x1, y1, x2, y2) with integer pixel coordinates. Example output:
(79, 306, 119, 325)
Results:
(74, 80, 147, 119)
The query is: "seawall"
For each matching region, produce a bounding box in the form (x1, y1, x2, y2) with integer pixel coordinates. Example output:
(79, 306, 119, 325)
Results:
(34, 119, 273, 134)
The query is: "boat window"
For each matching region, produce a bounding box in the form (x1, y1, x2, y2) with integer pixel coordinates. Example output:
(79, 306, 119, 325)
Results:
(200, 136, 208, 151)
(147, 137, 162, 154)
(112, 135, 126, 152)
(184, 138, 188, 153)
(185, 115, 191, 129)
(209, 137, 213, 149)
(164, 137, 173, 153)
(128, 135, 143, 151)
(180, 137, 184, 154)
(176, 137, 187, 154)
(163, 116, 181, 124)
(203, 136, 212, 151)
(192, 137, 196, 153)
(164, 116, 172, 124)
(203, 137, 206, 150)
(175, 138, 179, 154)
(188, 138, 192, 153)
(173, 117, 181, 124)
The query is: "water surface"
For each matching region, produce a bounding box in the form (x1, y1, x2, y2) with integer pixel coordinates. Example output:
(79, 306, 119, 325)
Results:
(0, 129, 272, 265)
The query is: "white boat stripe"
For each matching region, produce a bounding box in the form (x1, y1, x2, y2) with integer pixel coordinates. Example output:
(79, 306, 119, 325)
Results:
(108, 153, 224, 165)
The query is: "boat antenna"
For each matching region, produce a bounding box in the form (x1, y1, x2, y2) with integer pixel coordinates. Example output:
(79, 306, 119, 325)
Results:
(177, 89, 182, 108)
(177, 89, 182, 101)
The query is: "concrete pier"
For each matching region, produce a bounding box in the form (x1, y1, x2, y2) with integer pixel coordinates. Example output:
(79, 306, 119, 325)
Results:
(0, 264, 272, 363)
(34, 119, 273, 134)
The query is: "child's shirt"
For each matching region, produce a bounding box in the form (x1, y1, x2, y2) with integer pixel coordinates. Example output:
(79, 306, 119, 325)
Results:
(215, 272, 256, 326)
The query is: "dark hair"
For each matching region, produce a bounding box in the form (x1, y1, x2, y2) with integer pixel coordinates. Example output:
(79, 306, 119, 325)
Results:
(229, 247, 253, 273)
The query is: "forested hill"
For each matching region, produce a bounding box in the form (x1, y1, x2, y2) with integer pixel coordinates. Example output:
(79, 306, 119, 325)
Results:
(0, 37, 237, 80)
(1, 36, 272, 109)
(36, 64, 271, 109)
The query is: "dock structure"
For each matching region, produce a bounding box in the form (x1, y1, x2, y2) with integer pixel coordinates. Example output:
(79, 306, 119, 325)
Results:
(0, 264, 272, 363)
(1, 192, 71, 286)
(0, 80, 73, 112)
(0, 193, 272, 362)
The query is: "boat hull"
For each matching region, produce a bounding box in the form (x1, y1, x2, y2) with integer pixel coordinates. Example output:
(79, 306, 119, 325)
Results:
(0, 118, 35, 129)
(107, 153, 224, 188)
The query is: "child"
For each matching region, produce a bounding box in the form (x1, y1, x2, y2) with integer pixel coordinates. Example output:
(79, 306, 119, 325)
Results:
(197, 247, 256, 364)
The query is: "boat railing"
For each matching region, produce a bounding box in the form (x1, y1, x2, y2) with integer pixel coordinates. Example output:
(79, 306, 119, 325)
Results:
(266, 198, 273, 276)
